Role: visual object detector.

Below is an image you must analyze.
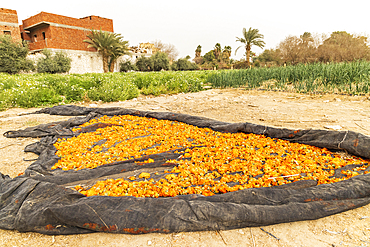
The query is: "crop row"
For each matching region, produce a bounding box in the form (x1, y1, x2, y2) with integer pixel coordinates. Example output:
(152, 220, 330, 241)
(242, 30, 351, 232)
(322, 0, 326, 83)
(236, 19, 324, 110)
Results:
(207, 60, 370, 94)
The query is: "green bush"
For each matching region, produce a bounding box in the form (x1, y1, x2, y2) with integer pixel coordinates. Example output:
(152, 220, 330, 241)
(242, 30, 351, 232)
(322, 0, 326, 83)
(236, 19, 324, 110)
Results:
(135, 56, 153, 72)
(36, 49, 72, 74)
(119, 59, 137, 72)
(0, 35, 34, 74)
(151, 52, 170, 71)
(171, 58, 198, 71)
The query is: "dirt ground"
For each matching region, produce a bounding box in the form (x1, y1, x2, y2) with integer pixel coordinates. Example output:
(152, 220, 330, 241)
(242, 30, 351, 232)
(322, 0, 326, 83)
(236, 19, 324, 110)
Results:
(1, 88, 370, 247)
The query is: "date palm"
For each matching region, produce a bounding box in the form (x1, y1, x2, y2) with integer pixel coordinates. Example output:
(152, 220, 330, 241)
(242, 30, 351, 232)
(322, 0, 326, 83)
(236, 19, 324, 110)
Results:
(108, 40, 129, 72)
(235, 27, 265, 68)
(222, 46, 232, 62)
(84, 29, 129, 73)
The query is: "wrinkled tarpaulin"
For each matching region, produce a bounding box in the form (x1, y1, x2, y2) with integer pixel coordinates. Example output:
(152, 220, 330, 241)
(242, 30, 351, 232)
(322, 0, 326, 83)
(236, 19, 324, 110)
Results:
(1, 105, 370, 235)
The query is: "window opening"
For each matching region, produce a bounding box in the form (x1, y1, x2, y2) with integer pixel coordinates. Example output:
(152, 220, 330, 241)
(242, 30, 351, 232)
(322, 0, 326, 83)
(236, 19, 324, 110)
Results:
(4, 31, 11, 35)
(42, 32, 46, 40)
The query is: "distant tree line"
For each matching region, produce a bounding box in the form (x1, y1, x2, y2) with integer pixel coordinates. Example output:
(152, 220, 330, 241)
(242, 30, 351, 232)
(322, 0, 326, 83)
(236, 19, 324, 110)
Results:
(254, 31, 370, 67)
(3, 27, 370, 75)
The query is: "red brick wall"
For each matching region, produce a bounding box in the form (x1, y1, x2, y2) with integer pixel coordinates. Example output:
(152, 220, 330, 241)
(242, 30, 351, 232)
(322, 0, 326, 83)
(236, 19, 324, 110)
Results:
(22, 12, 113, 52)
(0, 8, 18, 23)
(28, 26, 97, 52)
(22, 12, 113, 32)
(0, 8, 21, 42)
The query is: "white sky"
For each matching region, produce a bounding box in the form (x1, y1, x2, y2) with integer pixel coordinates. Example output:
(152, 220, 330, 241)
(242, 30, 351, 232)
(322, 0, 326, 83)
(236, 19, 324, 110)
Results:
(3, 0, 370, 60)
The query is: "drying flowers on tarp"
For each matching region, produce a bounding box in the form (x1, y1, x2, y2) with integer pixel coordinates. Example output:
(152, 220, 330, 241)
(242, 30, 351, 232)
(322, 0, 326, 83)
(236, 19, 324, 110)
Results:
(1, 105, 370, 235)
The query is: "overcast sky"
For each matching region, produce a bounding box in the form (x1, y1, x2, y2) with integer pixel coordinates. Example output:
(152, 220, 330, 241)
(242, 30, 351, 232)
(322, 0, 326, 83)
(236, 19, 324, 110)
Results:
(4, 0, 370, 60)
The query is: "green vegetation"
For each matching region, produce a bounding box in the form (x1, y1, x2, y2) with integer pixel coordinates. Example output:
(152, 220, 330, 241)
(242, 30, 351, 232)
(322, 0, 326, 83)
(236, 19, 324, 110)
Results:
(207, 60, 370, 95)
(0, 35, 34, 74)
(194, 43, 234, 70)
(255, 31, 370, 67)
(0, 71, 210, 110)
(84, 29, 129, 73)
(36, 49, 72, 74)
(235, 27, 265, 68)
(171, 57, 198, 71)
(2, 60, 370, 111)
(119, 59, 137, 72)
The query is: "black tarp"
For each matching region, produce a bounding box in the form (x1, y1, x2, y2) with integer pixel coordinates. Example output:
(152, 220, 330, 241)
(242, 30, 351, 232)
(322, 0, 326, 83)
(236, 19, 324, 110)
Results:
(1, 105, 370, 235)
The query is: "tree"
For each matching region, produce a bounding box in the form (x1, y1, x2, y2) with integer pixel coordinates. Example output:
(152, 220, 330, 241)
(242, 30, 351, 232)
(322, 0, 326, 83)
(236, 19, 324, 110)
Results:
(171, 58, 198, 71)
(254, 48, 282, 66)
(317, 31, 370, 62)
(235, 27, 265, 68)
(135, 56, 153, 72)
(278, 33, 319, 65)
(195, 45, 202, 57)
(194, 45, 203, 64)
(278, 35, 301, 65)
(203, 50, 216, 63)
(151, 52, 170, 71)
(222, 46, 232, 63)
(0, 34, 34, 74)
(152, 40, 179, 62)
(36, 49, 72, 74)
(119, 59, 137, 72)
(108, 39, 130, 72)
(84, 29, 129, 73)
(214, 43, 222, 61)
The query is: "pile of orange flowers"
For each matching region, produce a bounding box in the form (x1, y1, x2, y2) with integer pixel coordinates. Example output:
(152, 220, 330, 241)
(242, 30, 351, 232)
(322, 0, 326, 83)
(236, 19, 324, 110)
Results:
(51, 115, 370, 198)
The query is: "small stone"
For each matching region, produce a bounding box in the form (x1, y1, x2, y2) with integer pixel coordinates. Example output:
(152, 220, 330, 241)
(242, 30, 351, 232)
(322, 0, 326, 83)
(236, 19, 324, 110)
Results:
(323, 100, 330, 103)
(89, 104, 98, 107)
(324, 125, 342, 130)
(148, 240, 152, 245)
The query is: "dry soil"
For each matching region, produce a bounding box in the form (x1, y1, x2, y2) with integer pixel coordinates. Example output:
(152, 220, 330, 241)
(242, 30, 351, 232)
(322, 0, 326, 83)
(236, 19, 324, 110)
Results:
(0, 89, 370, 247)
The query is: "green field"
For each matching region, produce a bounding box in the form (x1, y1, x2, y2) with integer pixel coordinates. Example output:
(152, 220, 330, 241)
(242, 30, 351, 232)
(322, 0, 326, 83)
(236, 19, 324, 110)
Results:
(0, 71, 211, 110)
(207, 60, 370, 94)
(1, 61, 370, 111)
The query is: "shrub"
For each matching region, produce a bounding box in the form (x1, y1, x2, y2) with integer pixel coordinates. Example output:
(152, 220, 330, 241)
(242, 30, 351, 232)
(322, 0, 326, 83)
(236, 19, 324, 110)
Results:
(151, 52, 170, 71)
(0, 35, 34, 74)
(135, 56, 153, 72)
(171, 58, 198, 71)
(36, 49, 72, 74)
(119, 59, 137, 72)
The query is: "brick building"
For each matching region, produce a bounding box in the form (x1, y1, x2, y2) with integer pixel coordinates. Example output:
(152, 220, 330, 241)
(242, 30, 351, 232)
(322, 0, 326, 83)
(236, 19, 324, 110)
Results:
(0, 8, 136, 73)
(20, 11, 113, 52)
(0, 8, 21, 42)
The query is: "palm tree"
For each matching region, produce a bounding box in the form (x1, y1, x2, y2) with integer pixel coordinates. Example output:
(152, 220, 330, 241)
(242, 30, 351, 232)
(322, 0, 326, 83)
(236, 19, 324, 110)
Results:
(235, 27, 265, 68)
(214, 43, 222, 61)
(84, 29, 129, 73)
(222, 46, 232, 62)
(108, 40, 129, 72)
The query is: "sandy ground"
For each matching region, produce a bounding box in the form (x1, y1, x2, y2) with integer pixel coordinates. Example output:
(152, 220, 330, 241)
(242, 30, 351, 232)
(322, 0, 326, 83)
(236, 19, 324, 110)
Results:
(0, 89, 370, 247)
